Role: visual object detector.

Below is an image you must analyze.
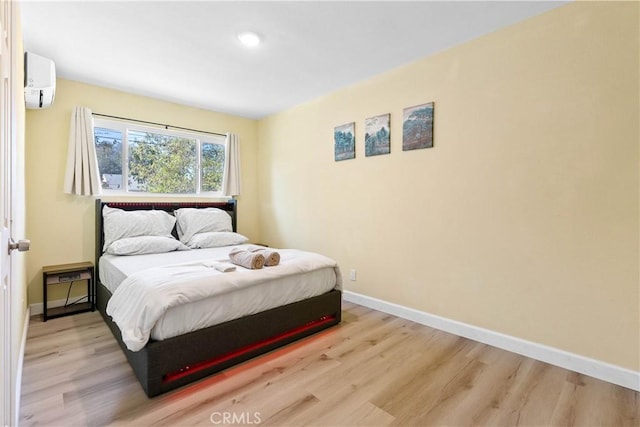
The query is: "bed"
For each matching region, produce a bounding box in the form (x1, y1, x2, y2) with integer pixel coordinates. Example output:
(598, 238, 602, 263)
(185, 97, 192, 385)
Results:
(94, 199, 342, 397)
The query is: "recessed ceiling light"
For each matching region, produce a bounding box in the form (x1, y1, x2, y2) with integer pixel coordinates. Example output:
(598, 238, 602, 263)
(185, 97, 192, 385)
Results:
(237, 32, 261, 47)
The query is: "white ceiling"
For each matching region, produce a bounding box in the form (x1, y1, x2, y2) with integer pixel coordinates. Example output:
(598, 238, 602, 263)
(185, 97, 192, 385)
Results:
(21, 1, 566, 119)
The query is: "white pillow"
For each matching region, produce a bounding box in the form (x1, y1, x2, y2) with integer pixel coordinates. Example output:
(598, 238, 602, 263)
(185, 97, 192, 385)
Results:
(106, 236, 189, 255)
(102, 206, 176, 251)
(186, 232, 248, 249)
(174, 208, 233, 244)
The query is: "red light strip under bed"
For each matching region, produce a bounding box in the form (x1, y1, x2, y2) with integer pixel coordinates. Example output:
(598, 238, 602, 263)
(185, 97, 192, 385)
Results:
(163, 315, 336, 384)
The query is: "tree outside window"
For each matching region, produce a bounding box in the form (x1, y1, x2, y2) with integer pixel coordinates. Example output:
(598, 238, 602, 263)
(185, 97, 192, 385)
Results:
(94, 120, 225, 195)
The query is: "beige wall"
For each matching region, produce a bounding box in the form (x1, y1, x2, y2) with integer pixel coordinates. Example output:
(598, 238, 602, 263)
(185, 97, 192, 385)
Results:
(25, 79, 258, 304)
(257, 1, 639, 371)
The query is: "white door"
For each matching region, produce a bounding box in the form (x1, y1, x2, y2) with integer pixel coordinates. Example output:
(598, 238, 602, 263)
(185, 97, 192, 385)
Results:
(0, 1, 19, 424)
(0, 1, 11, 423)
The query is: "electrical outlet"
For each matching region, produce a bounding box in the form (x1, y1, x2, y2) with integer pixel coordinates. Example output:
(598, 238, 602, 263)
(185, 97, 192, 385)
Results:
(349, 269, 357, 281)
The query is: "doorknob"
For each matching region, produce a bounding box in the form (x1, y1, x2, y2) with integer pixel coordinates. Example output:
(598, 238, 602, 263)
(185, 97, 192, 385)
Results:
(8, 238, 30, 254)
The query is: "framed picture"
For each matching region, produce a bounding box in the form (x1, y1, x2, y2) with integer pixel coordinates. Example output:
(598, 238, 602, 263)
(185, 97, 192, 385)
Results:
(334, 122, 356, 161)
(364, 113, 390, 157)
(402, 102, 434, 151)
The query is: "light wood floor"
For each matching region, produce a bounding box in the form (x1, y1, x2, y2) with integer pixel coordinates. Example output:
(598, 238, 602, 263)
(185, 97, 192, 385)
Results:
(20, 302, 639, 426)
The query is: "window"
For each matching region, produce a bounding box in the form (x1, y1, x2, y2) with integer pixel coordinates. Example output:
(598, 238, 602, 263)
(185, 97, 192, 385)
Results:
(94, 118, 225, 195)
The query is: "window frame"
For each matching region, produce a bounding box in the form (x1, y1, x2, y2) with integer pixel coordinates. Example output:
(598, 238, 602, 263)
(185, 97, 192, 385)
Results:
(93, 117, 226, 197)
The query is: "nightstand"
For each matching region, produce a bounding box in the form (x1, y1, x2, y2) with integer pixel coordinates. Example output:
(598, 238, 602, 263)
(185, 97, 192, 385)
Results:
(42, 261, 94, 321)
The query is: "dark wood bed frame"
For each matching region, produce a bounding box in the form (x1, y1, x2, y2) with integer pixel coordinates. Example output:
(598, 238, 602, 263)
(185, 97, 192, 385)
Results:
(94, 199, 342, 397)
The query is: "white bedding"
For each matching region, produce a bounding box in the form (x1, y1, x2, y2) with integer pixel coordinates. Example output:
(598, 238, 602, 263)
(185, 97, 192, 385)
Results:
(100, 245, 341, 351)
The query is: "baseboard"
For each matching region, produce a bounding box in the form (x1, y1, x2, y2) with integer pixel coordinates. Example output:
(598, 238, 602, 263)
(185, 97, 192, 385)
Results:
(14, 307, 30, 426)
(343, 290, 640, 392)
(29, 297, 89, 316)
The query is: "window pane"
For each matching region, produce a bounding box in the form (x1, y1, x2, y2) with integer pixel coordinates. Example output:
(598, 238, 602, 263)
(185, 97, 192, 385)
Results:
(94, 127, 123, 190)
(127, 130, 197, 194)
(93, 118, 226, 195)
(201, 142, 225, 192)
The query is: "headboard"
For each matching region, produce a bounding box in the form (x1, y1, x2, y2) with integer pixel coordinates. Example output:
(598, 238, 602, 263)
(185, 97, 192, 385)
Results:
(94, 199, 237, 281)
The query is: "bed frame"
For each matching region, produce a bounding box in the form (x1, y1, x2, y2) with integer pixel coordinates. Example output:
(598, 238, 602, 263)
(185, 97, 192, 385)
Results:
(95, 199, 342, 397)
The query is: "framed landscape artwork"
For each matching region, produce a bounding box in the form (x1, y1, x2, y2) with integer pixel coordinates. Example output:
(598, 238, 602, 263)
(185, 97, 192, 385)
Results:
(334, 122, 356, 161)
(402, 102, 434, 151)
(364, 113, 390, 157)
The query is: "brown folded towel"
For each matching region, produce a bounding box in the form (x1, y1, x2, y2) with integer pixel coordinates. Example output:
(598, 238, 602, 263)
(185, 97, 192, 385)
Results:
(229, 248, 265, 269)
(258, 248, 280, 266)
(244, 245, 281, 267)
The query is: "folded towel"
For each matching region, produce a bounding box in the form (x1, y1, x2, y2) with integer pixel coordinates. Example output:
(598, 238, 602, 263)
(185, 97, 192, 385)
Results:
(243, 244, 280, 266)
(258, 248, 280, 266)
(213, 262, 236, 273)
(229, 248, 265, 269)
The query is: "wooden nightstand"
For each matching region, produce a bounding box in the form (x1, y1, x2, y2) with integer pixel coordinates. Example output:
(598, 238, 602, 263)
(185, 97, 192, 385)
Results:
(42, 261, 94, 321)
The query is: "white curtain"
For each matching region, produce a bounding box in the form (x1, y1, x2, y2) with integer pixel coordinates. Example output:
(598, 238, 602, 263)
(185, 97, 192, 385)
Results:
(222, 132, 241, 197)
(63, 106, 102, 196)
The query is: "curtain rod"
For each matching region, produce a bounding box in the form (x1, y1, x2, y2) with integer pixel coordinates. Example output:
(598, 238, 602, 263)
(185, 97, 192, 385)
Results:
(92, 112, 227, 137)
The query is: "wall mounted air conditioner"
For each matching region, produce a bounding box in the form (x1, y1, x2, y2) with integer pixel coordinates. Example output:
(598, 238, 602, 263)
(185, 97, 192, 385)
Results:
(24, 51, 56, 109)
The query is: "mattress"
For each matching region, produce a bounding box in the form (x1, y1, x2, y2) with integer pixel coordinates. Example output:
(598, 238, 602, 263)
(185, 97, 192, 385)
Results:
(99, 245, 339, 342)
